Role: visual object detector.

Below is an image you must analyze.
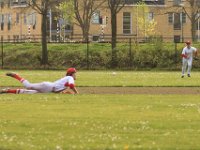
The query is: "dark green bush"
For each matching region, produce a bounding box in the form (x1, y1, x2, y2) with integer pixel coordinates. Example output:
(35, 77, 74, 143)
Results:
(0, 42, 199, 70)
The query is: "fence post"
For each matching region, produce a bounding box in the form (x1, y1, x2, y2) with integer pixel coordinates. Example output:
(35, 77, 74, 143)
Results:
(174, 42, 178, 63)
(1, 37, 3, 69)
(129, 38, 132, 67)
(86, 36, 89, 70)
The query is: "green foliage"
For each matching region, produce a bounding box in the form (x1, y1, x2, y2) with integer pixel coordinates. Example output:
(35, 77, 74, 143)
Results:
(0, 42, 199, 70)
(57, 0, 74, 24)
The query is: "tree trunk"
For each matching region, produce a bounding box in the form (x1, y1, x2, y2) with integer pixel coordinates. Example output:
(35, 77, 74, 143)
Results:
(82, 25, 89, 42)
(191, 14, 197, 42)
(111, 12, 117, 67)
(41, 13, 48, 66)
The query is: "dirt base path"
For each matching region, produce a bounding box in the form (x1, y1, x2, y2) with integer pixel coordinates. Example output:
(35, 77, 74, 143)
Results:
(78, 87, 200, 94)
(1, 87, 200, 94)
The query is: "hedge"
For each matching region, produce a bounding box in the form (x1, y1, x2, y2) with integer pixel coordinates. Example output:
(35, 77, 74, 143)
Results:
(0, 42, 200, 70)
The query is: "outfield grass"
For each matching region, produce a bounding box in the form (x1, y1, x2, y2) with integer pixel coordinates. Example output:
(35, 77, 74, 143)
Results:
(1, 70, 200, 150)
(0, 94, 200, 150)
(1, 70, 200, 87)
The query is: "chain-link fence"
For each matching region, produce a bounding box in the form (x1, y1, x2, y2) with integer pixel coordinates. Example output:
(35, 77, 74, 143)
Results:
(0, 35, 199, 70)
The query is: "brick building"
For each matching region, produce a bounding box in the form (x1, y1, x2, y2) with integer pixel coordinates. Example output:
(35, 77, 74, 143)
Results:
(0, 0, 199, 42)
(0, 0, 41, 42)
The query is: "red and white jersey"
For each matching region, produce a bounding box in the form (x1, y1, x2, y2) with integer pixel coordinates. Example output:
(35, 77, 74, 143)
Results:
(53, 76, 75, 92)
(182, 46, 197, 59)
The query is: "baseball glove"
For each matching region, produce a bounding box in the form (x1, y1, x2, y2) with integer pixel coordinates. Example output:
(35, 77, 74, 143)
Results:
(194, 57, 199, 60)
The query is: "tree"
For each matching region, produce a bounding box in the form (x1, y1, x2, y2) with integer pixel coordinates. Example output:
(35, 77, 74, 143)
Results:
(136, 2, 157, 39)
(58, 0, 106, 42)
(108, 0, 125, 67)
(27, 0, 58, 66)
(183, 0, 200, 41)
(162, 0, 200, 41)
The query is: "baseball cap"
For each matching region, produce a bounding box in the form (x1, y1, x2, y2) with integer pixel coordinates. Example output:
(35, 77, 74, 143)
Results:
(185, 41, 191, 45)
(66, 68, 77, 75)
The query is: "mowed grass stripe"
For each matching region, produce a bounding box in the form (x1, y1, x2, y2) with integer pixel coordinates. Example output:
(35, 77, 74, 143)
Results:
(1, 70, 200, 87)
(0, 94, 200, 149)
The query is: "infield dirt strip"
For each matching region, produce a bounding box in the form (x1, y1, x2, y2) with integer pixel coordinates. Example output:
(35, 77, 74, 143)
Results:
(78, 87, 200, 94)
(1, 87, 200, 94)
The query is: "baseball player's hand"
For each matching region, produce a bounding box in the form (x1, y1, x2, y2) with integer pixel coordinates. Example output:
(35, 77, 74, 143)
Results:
(60, 90, 73, 94)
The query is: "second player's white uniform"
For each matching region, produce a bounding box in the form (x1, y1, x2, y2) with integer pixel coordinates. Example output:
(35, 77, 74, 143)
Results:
(181, 46, 197, 76)
(18, 76, 75, 94)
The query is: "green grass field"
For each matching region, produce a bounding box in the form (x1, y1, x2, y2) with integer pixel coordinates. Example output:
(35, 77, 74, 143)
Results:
(1, 70, 200, 87)
(1, 70, 200, 150)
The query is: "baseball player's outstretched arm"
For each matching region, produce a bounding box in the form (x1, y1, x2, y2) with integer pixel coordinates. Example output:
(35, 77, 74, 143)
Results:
(59, 87, 79, 94)
(71, 87, 79, 94)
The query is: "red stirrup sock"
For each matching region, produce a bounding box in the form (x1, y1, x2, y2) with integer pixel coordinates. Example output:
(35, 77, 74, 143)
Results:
(6, 89, 20, 94)
(14, 74, 24, 82)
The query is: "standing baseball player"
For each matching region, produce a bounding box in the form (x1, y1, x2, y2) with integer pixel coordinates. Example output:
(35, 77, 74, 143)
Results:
(0, 68, 79, 94)
(181, 41, 198, 78)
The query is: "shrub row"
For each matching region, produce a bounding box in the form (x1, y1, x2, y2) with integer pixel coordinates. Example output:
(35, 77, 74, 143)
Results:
(0, 42, 200, 70)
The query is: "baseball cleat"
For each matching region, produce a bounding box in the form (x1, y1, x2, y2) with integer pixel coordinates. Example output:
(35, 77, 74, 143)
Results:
(187, 74, 191, 77)
(6, 72, 16, 77)
(0, 89, 8, 94)
(181, 75, 184, 78)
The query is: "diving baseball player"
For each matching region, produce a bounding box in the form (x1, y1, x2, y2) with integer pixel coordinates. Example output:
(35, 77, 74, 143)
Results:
(0, 68, 79, 94)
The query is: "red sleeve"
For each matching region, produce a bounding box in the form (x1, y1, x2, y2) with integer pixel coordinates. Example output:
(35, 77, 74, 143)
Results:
(64, 82, 69, 87)
(69, 84, 75, 89)
(64, 82, 75, 89)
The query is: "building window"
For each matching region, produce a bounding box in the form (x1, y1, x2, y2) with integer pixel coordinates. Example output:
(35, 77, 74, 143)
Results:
(0, 14, 4, 31)
(173, 0, 182, 6)
(169, 12, 186, 23)
(91, 11, 100, 24)
(11, 0, 27, 6)
(27, 12, 36, 26)
(168, 13, 173, 23)
(65, 24, 72, 30)
(174, 35, 181, 43)
(174, 13, 181, 30)
(123, 12, 131, 34)
(12, 0, 19, 5)
(16, 13, 20, 24)
(182, 12, 186, 23)
(24, 13, 27, 24)
(148, 12, 154, 21)
(32, 13, 36, 30)
(7, 14, 12, 30)
(20, 0, 27, 4)
(169, 12, 185, 30)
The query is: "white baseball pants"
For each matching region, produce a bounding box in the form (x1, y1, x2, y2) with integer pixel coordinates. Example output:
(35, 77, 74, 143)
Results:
(182, 58, 193, 76)
(22, 80, 54, 93)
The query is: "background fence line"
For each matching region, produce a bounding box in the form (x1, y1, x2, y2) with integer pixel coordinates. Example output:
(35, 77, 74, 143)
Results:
(0, 36, 198, 70)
